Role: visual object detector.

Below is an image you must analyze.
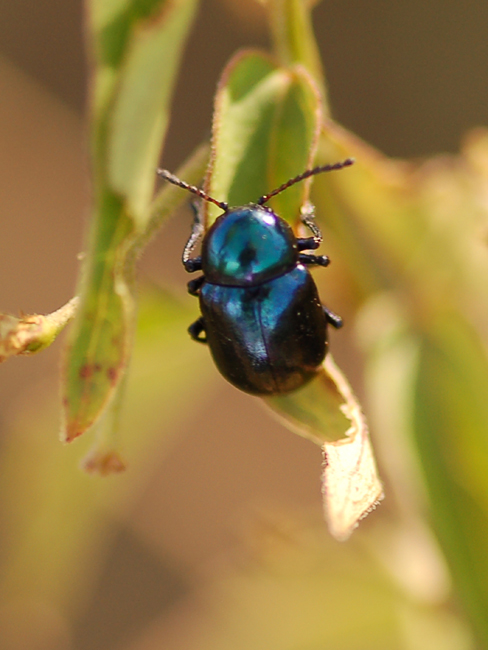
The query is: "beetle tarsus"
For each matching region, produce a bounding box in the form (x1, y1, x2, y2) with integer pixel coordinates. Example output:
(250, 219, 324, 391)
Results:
(188, 316, 207, 343)
(184, 256, 202, 273)
(297, 237, 319, 251)
(323, 306, 343, 329)
(187, 275, 205, 296)
(299, 253, 330, 267)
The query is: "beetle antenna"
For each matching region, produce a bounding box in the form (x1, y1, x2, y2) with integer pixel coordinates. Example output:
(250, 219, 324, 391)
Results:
(157, 169, 228, 211)
(257, 158, 354, 205)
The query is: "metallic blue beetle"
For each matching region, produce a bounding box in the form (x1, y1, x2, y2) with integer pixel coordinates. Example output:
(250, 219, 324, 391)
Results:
(158, 159, 353, 395)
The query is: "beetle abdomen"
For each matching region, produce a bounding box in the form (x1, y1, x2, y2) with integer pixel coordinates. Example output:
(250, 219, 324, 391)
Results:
(200, 265, 327, 395)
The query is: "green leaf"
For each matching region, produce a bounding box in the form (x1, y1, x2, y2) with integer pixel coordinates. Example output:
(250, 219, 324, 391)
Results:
(267, 0, 326, 104)
(206, 50, 323, 224)
(108, 0, 199, 225)
(62, 0, 201, 442)
(62, 143, 208, 443)
(268, 355, 383, 540)
(207, 51, 381, 538)
(266, 361, 351, 446)
(61, 192, 134, 442)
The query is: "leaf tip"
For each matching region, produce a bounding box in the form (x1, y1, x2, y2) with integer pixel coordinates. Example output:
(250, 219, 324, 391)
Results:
(322, 431, 384, 541)
(61, 426, 86, 444)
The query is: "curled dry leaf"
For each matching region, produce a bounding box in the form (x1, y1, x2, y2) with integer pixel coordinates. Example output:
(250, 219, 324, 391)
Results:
(321, 355, 384, 541)
(0, 297, 79, 363)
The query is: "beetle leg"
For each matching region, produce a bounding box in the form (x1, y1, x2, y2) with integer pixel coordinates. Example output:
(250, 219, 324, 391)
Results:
(182, 201, 205, 273)
(299, 253, 330, 267)
(323, 306, 343, 329)
(187, 275, 205, 296)
(188, 316, 207, 343)
(297, 236, 319, 251)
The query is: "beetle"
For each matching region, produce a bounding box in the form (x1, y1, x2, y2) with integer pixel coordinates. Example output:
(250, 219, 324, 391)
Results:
(157, 158, 354, 396)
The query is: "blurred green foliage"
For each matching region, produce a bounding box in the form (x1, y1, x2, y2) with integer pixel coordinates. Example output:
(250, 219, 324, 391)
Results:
(1, 0, 488, 648)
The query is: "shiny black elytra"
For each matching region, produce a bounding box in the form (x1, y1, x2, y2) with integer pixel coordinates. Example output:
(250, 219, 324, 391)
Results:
(157, 159, 354, 396)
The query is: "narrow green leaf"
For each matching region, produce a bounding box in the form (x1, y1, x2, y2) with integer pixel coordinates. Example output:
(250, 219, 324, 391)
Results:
(266, 67, 323, 222)
(62, 145, 207, 443)
(206, 50, 322, 224)
(62, 190, 133, 442)
(62, 0, 201, 442)
(108, 0, 199, 225)
(207, 50, 380, 536)
(267, 0, 326, 104)
(413, 314, 488, 645)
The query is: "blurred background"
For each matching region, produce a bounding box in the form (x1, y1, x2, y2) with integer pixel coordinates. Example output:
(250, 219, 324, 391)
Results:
(1, 1, 487, 649)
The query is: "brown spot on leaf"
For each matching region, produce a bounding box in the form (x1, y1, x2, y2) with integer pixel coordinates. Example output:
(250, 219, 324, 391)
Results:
(107, 367, 118, 384)
(79, 364, 93, 379)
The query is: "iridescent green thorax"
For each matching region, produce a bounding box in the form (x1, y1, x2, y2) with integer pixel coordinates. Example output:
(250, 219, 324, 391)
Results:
(202, 205, 298, 287)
